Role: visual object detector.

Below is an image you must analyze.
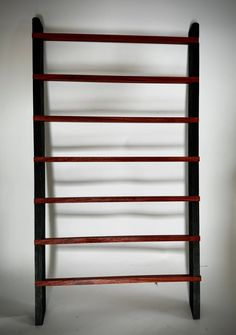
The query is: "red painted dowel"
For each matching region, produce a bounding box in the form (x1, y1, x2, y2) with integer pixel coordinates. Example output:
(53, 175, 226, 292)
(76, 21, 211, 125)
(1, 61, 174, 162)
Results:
(32, 32, 199, 45)
(35, 274, 201, 287)
(34, 156, 200, 163)
(33, 74, 199, 84)
(34, 195, 200, 204)
(33, 115, 199, 123)
(35, 235, 200, 245)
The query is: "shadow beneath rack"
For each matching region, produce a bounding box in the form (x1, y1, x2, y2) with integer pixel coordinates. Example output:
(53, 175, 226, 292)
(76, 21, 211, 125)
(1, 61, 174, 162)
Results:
(52, 108, 186, 116)
(52, 143, 184, 151)
(0, 297, 33, 325)
(48, 244, 186, 254)
(53, 177, 184, 185)
(45, 139, 188, 279)
(43, 39, 189, 291)
(45, 91, 57, 283)
(45, 161, 187, 278)
(55, 211, 184, 218)
(230, 172, 236, 292)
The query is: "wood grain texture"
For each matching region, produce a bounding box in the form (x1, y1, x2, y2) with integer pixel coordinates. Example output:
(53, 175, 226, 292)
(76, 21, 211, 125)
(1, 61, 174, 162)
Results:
(33, 115, 199, 123)
(33, 74, 199, 84)
(35, 274, 201, 286)
(34, 156, 200, 163)
(32, 32, 199, 45)
(34, 195, 200, 204)
(35, 235, 200, 245)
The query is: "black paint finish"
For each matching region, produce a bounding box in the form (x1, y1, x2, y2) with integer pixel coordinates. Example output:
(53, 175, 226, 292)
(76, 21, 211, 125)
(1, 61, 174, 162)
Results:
(188, 22, 200, 319)
(33, 17, 46, 326)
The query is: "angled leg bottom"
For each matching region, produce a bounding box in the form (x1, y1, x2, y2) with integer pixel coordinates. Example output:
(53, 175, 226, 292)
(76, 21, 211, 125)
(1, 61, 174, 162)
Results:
(189, 282, 200, 319)
(35, 287, 46, 326)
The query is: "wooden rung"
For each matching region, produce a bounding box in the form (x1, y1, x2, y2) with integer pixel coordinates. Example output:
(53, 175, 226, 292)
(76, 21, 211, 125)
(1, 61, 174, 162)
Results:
(35, 235, 200, 245)
(35, 274, 201, 286)
(34, 156, 200, 163)
(34, 195, 200, 204)
(33, 74, 198, 84)
(33, 115, 198, 123)
(32, 32, 199, 45)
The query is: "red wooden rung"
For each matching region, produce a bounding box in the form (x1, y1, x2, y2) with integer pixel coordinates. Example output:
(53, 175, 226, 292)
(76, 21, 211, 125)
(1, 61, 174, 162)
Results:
(33, 115, 199, 123)
(33, 74, 198, 84)
(35, 234, 200, 245)
(34, 156, 200, 163)
(35, 274, 201, 287)
(34, 195, 200, 204)
(32, 32, 199, 45)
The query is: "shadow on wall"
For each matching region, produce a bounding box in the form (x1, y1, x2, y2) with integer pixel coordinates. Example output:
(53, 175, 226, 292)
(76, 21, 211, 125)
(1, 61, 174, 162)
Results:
(42, 21, 190, 287)
(45, 125, 188, 280)
(230, 172, 236, 299)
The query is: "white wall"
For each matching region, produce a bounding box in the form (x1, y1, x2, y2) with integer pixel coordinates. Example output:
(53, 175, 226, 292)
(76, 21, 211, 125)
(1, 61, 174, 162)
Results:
(1, 0, 236, 334)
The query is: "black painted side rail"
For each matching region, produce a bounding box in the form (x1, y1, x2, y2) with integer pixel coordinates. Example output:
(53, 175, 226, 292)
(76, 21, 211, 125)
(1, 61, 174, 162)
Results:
(33, 17, 46, 326)
(32, 32, 199, 44)
(36, 274, 201, 287)
(33, 74, 198, 84)
(188, 22, 200, 320)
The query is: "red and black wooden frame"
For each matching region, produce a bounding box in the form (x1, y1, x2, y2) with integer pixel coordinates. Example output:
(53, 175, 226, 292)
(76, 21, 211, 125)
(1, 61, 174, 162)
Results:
(32, 17, 200, 325)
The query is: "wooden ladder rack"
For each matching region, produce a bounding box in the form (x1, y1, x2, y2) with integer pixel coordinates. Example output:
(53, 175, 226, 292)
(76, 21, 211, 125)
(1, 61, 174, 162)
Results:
(32, 17, 200, 325)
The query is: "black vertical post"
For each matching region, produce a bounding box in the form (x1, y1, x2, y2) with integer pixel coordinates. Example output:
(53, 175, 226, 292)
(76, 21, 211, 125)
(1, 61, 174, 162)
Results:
(188, 22, 200, 319)
(33, 17, 46, 325)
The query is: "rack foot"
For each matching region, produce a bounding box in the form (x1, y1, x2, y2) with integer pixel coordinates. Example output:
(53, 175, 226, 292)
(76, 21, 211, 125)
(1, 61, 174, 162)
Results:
(189, 282, 200, 319)
(35, 287, 46, 325)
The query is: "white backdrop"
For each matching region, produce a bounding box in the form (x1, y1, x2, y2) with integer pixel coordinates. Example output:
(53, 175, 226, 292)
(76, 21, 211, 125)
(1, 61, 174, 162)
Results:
(1, 0, 236, 334)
